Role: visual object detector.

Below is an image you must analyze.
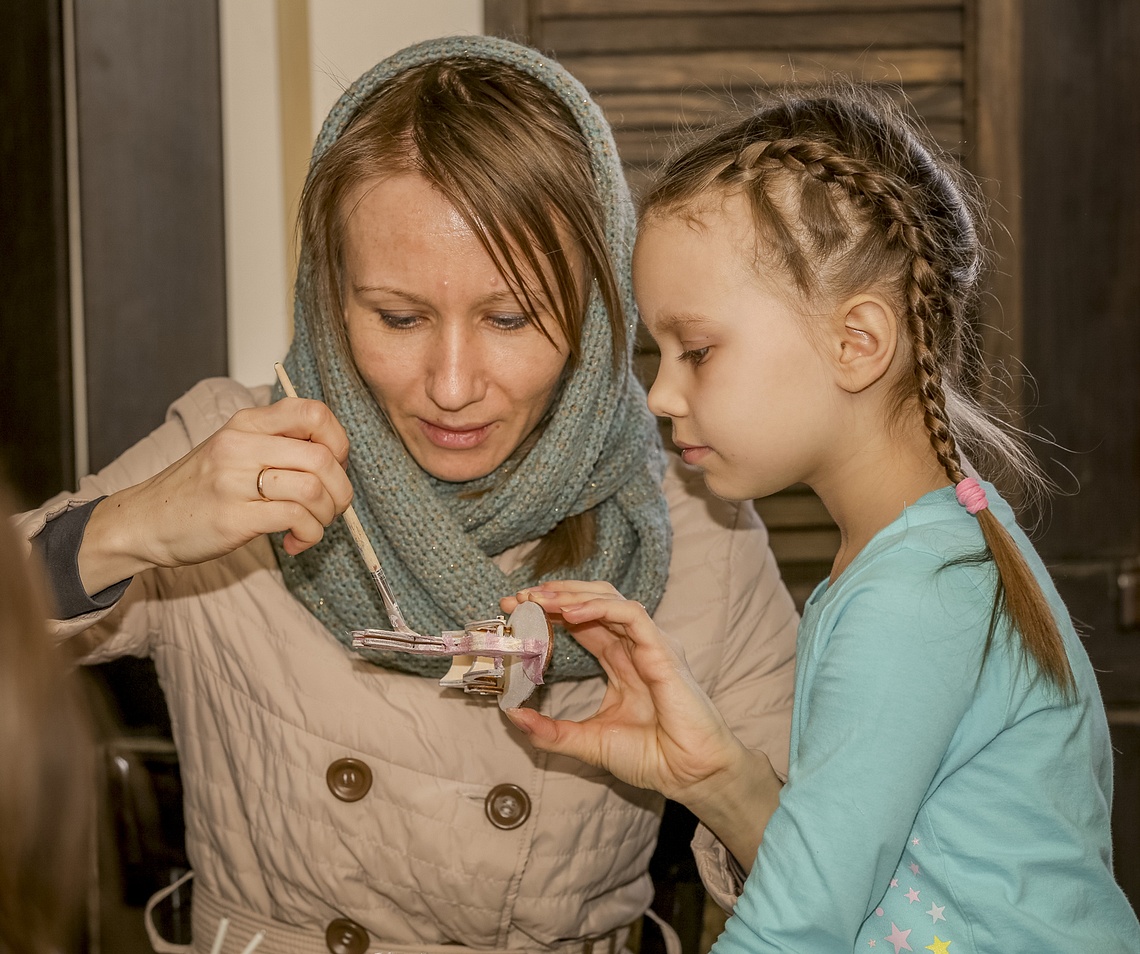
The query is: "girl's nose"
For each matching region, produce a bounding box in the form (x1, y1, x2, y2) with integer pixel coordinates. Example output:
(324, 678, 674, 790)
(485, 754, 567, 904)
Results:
(647, 368, 683, 421)
(426, 325, 487, 411)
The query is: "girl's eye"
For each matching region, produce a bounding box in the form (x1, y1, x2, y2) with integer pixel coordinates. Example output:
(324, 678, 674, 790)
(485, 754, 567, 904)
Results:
(378, 312, 421, 330)
(679, 346, 710, 367)
(487, 313, 532, 332)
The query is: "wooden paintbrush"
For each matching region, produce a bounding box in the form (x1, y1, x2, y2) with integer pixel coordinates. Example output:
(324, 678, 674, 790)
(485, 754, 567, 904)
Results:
(273, 362, 413, 633)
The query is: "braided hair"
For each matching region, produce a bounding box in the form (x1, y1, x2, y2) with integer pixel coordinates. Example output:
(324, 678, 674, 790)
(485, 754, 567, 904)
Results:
(641, 85, 1073, 695)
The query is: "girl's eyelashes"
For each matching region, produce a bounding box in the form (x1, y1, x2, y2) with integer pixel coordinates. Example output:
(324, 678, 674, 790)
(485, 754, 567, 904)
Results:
(678, 346, 711, 367)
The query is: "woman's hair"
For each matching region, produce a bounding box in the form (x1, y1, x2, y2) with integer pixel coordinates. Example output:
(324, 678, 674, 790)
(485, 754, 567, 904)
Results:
(299, 55, 625, 372)
(641, 85, 1074, 695)
(297, 55, 629, 575)
(0, 488, 95, 953)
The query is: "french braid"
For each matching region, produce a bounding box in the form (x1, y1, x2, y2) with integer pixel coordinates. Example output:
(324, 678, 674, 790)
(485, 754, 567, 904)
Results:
(643, 87, 1073, 695)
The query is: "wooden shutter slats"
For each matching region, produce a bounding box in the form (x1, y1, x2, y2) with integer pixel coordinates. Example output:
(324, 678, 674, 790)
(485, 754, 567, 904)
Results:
(539, 0, 961, 16)
(614, 120, 964, 165)
(558, 49, 962, 92)
(543, 12, 962, 54)
(595, 83, 963, 129)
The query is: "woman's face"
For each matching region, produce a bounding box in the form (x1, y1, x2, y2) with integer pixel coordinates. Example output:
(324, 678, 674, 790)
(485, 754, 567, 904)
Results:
(341, 173, 572, 482)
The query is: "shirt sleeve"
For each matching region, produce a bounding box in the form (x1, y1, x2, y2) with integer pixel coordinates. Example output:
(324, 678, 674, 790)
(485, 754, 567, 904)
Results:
(714, 549, 990, 952)
(31, 496, 132, 618)
(13, 377, 264, 655)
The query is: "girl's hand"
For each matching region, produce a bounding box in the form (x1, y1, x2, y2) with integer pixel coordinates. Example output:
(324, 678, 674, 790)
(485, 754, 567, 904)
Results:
(78, 398, 354, 594)
(500, 581, 781, 857)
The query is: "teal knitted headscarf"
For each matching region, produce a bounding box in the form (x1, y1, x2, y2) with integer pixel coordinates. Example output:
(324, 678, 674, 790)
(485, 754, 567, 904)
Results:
(271, 35, 671, 680)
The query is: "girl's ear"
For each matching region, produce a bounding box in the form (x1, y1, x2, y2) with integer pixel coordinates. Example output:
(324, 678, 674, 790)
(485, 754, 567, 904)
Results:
(830, 295, 899, 393)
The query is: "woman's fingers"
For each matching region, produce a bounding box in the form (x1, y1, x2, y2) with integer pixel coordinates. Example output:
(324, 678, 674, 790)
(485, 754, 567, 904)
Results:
(94, 400, 358, 574)
(233, 398, 351, 465)
(248, 448, 353, 522)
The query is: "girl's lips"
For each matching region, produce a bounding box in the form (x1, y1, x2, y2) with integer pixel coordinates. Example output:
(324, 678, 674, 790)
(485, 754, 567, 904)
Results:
(674, 439, 711, 465)
(419, 420, 493, 449)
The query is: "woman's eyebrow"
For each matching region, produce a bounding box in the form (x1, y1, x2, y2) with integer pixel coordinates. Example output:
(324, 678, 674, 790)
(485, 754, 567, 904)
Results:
(349, 284, 527, 310)
(351, 283, 428, 304)
(472, 289, 528, 309)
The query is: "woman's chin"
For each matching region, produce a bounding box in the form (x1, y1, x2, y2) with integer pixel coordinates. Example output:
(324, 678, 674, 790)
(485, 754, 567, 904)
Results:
(411, 446, 505, 483)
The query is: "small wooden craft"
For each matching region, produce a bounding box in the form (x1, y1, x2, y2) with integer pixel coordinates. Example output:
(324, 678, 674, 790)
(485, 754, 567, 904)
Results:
(351, 600, 555, 709)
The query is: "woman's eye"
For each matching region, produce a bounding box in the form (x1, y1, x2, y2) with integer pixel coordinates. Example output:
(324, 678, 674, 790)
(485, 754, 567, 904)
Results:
(378, 312, 420, 330)
(487, 313, 532, 332)
(679, 346, 710, 367)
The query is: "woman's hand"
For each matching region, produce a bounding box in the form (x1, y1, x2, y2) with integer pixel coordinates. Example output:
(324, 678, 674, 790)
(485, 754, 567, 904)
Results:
(500, 581, 782, 868)
(77, 398, 354, 594)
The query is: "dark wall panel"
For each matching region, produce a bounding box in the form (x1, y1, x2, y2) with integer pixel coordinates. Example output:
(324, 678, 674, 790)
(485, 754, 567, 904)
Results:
(75, 0, 227, 471)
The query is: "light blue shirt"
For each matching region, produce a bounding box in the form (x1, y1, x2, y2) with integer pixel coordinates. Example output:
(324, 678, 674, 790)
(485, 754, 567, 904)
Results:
(714, 484, 1140, 953)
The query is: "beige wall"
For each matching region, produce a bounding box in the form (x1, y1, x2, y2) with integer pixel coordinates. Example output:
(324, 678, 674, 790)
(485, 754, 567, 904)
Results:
(219, 0, 482, 387)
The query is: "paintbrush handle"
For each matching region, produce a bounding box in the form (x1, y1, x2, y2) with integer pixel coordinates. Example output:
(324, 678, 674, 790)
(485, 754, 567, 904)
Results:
(273, 362, 412, 632)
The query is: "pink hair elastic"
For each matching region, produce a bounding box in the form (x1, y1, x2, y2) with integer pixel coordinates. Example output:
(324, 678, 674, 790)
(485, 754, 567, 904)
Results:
(955, 477, 989, 515)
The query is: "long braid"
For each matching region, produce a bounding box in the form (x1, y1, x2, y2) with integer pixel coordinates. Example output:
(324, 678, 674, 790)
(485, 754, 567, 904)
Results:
(645, 88, 1074, 696)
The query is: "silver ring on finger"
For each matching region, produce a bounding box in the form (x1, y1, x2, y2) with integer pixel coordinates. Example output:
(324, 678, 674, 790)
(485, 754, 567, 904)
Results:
(256, 466, 272, 501)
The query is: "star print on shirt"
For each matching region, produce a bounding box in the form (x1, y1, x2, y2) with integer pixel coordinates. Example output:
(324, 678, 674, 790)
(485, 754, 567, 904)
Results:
(884, 923, 913, 953)
(890, 878, 899, 888)
(927, 903, 946, 923)
(912, 838, 920, 846)
(905, 887, 921, 903)
(909, 862, 920, 876)
(868, 941, 877, 948)
(925, 937, 951, 954)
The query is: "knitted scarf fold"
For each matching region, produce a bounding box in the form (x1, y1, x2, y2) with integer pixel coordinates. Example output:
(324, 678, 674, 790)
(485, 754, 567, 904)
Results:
(270, 35, 671, 680)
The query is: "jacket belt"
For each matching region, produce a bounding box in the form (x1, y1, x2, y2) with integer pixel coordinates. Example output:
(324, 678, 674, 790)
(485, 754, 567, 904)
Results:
(146, 871, 634, 954)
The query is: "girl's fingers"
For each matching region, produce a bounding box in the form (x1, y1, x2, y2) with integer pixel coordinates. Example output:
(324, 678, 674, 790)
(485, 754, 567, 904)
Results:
(507, 580, 623, 611)
(504, 707, 600, 764)
(550, 593, 664, 649)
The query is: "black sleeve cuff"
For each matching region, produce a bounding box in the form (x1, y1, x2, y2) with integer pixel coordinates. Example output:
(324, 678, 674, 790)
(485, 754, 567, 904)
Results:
(33, 497, 132, 619)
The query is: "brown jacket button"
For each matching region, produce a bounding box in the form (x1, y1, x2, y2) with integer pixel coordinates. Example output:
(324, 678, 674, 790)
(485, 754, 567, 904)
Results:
(485, 782, 531, 830)
(326, 758, 372, 802)
(325, 917, 369, 954)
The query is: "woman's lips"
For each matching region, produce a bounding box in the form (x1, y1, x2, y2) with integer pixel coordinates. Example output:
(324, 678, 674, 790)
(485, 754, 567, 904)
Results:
(419, 420, 493, 449)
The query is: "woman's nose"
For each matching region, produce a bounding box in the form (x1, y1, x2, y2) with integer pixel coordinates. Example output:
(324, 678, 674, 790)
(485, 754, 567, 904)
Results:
(426, 325, 487, 411)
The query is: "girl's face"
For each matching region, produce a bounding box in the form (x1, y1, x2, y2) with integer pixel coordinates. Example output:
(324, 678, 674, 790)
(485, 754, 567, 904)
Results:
(341, 173, 572, 482)
(635, 198, 843, 502)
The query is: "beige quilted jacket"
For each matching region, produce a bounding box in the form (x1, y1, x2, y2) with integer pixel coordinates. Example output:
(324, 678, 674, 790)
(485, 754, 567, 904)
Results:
(19, 378, 796, 953)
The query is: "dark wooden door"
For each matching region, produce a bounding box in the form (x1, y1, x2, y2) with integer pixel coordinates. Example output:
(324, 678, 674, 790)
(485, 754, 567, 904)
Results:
(1019, 0, 1140, 909)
